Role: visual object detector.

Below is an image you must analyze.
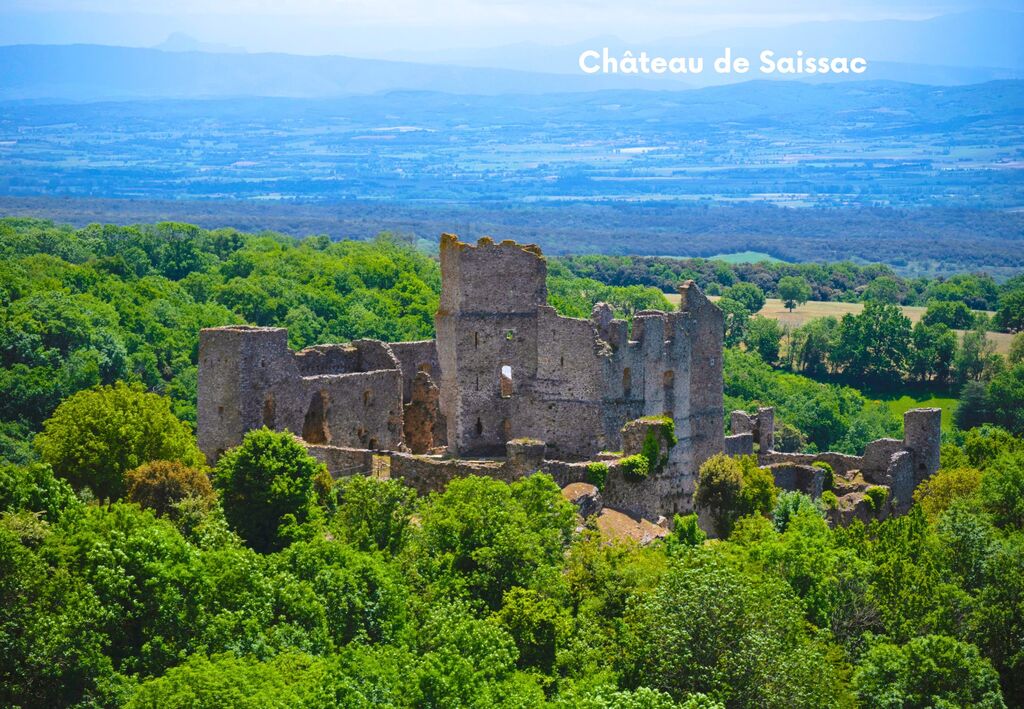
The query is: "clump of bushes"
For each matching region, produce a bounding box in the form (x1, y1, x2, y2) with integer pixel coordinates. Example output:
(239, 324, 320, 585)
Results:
(820, 490, 839, 510)
(864, 485, 889, 512)
(812, 461, 835, 490)
(620, 455, 650, 481)
(671, 513, 706, 547)
(125, 460, 214, 518)
(637, 416, 677, 475)
(695, 454, 778, 538)
(772, 490, 822, 532)
(586, 462, 609, 491)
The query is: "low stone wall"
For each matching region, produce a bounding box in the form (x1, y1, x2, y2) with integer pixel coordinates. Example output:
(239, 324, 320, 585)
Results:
(758, 451, 863, 476)
(764, 463, 824, 499)
(389, 453, 506, 495)
(307, 444, 373, 477)
(539, 459, 590, 488)
(724, 433, 753, 456)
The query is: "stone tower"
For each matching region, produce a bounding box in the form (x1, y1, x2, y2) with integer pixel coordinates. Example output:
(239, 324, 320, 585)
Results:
(435, 234, 548, 456)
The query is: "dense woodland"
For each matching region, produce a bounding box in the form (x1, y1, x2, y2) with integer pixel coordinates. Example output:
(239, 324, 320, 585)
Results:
(2, 218, 1024, 707)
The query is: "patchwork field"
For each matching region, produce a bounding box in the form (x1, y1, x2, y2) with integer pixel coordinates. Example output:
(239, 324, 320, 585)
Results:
(665, 295, 1013, 355)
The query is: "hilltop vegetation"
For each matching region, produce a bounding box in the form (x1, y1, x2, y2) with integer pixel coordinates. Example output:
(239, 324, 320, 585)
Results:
(1, 217, 1023, 707)
(2, 404, 1023, 707)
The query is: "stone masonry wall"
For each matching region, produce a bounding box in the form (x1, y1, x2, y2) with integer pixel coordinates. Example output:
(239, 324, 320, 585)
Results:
(434, 234, 724, 519)
(198, 326, 404, 463)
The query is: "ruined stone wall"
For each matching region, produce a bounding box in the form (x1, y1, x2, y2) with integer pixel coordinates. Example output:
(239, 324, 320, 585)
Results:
(434, 234, 724, 488)
(389, 340, 441, 402)
(904, 408, 942, 484)
(199, 234, 728, 523)
(198, 326, 404, 463)
(758, 450, 864, 476)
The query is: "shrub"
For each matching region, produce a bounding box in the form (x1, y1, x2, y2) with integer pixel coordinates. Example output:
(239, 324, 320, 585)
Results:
(586, 462, 609, 491)
(695, 454, 743, 538)
(864, 486, 889, 512)
(913, 467, 982, 519)
(34, 382, 203, 500)
(819, 490, 838, 510)
(812, 461, 835, 490)
(772, 491, 822, 532)
(671, 513, 706, 547)
(213, 428, 325, 553)
(125, 461, 214, 518)
(620, 454, 650, 481)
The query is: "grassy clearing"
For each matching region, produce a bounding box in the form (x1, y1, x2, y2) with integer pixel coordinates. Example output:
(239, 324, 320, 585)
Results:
(876, 394, 959, 433)
(665, 295, 1012, 355)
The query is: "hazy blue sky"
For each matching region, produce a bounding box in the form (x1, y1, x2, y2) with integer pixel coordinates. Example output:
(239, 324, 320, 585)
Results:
(0, 0, 1018, 54)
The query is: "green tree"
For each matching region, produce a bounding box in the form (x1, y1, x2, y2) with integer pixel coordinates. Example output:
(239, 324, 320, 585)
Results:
(980, 452, 1024, 529)
(330, 475, 417, 554)
(864, 275, 904, 304)
(34, 382, 203, 500)
(0, 461, 78, 521)
(1009, 332, 1024, 364)
(791, 316, 838, 376)
(852, 635, 1005, 709)
(125, 652, 336, 708)
(497, 587, 569, 673)
(909, 321, 957, 383)
(986, 363, 1024, 435)
(213, 427, 325, 553)
(409, 474, 574, 609)
(777, 276, 812, 312)
(722, 282, 766, 314)
(913, 467, 982, 520)
(623, 549, 840, 706)
(695, 454, 743, 538)
(695, 454, 775, 538)
(744, 315, 783, 364)
(833, 302, 912, 386)
(717, 296, 750, 348)
(923, 299, 975, 329)
(995, 287, 1024, 332)
(955, 325, 997, 383)
(0, 525, 119, 708)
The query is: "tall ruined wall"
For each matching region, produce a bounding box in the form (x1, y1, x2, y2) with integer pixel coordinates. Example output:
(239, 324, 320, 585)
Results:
(433, 234, 724, 521)
(436, 234, 549, 456)
(198, 326, 404, 463)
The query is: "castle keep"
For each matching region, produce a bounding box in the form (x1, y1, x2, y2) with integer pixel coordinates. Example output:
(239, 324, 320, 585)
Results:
(198, 234, 940, 530)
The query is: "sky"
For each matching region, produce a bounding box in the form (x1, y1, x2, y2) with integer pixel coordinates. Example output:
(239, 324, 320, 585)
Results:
(0, 0, 1018, 55)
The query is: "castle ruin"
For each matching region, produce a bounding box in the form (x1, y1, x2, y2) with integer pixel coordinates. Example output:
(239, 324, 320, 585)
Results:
(197, 233, 940, 532)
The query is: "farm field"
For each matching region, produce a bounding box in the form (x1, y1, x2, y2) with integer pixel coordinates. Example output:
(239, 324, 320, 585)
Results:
(666, 295, 1014, 355)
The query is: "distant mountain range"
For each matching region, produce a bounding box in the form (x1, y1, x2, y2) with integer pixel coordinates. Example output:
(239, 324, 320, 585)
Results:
(0, 9, 1021, 100)
(384, 9, 1024, 78)
(0, 43, 650, 100)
